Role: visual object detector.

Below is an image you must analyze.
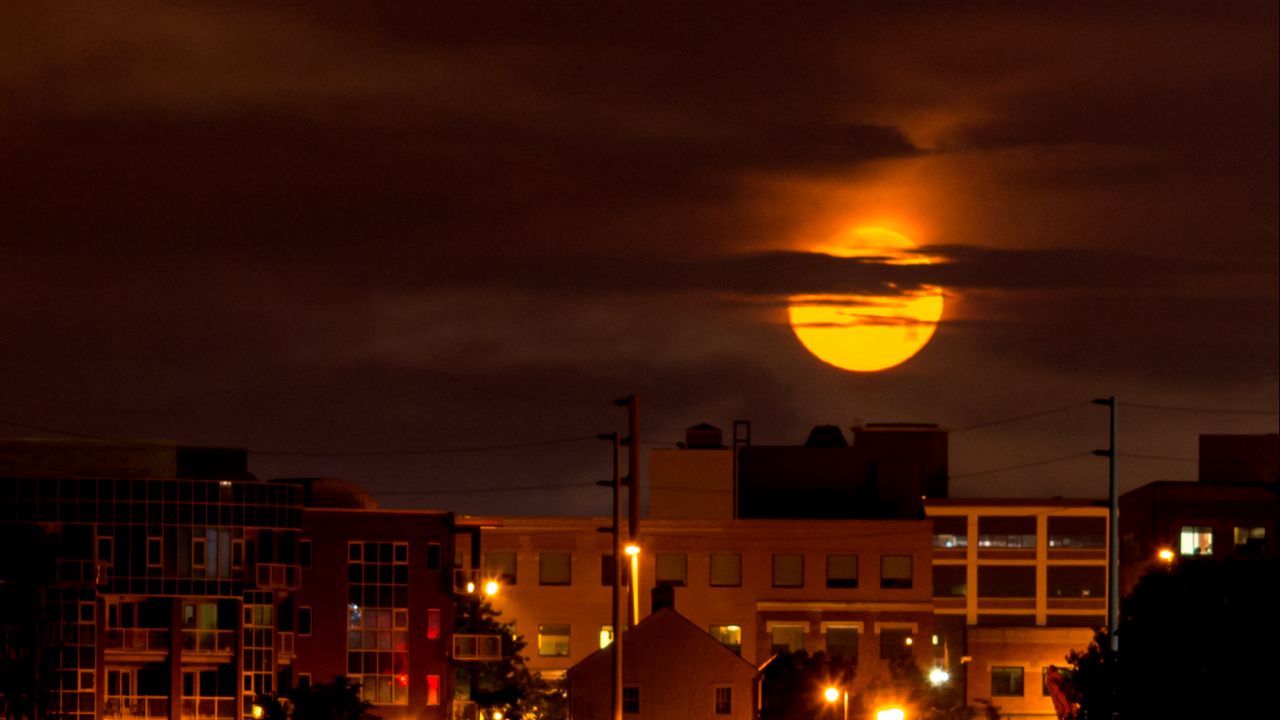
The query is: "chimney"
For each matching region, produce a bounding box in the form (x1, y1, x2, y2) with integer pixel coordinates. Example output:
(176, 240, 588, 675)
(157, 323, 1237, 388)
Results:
(651, 585, 675, 612)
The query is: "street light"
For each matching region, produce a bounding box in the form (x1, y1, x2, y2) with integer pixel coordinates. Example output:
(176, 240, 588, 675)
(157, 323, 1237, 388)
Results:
(484, 580, 500, 597)
(928, 667, 950, 686)
(624, 543, 641, 623)
(1157, 548, 1174, 563)
(876, 709, 905, 720)
(823, 686, 847, 720)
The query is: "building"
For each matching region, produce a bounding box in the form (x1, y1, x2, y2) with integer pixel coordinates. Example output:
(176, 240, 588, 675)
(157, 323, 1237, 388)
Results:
(0, 442, 460, 720)
(924, 499, 1108, 719)
(566, 600, 758, 720)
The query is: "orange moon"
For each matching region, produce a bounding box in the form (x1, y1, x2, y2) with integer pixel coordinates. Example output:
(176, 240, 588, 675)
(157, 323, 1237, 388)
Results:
(787, 227, 944, 372)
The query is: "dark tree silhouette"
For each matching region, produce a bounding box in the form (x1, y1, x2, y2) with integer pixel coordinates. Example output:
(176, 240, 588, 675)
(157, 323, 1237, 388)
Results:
(257, 676, 372, 720)
(454, 598, 565, 720)
(1067, 556, 1279, 719)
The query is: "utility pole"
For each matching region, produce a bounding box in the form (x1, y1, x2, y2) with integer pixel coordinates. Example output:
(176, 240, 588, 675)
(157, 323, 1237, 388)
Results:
(1092, 396, 1120, 653)
(597, 431, 624, 720)
(616, 395, 640, 625)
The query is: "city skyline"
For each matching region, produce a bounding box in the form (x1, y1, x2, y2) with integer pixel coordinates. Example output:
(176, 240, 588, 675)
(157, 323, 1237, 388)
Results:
(2, 2, 1277, 515)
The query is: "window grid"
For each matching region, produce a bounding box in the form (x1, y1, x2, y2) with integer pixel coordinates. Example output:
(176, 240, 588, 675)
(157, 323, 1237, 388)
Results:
(348, 541, 410, 705)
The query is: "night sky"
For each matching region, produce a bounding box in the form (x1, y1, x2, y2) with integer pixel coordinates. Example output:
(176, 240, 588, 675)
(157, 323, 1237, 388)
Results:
(3, 2, 1276, 515)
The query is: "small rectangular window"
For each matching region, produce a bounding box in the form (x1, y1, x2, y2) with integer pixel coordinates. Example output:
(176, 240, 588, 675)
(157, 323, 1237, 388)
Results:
(772, 554, 804, 588)
(1179, 526, 1213, 556)
(96, 536, 114, 567)
(825, 626, 858, 659)
(1047, 566, 1105, 598)
(932, 565, 967, 597)
(655, 553, 687, 587)
(880, 628, 913, 659)
(539, 552, 572, 586)
(147, 537, 163, 568)
(709, 624, 742, 655)
(299, 540, 312, 569)
(426, 675, 440, 706)
(538, 624, 571, 657)
(486, 551, 517, 585)
(826, 555, 858, 588)
(1233, 526, 1266, 555)
(932, 516, 968, 548)
(991, 666, 1025, 697)
(709, 553, 741, 587)
(231, 539, 244, 569)
(714, 687, 732, 714)
(427, 609, 441, 640)
(880, 555, 912, 589)
(394, 542, 409, 563)
(623, 687, 639, 714)
(426, 543, 442, 571)
(348, 542, 362, 562)
(298, 607, 312, 636)
(978, 566, 1036, 598)
(192, 538, 207, 570)
(599, 625, 614, 649)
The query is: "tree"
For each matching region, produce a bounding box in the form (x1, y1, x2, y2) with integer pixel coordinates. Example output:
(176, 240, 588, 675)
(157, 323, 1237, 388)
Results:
(255, 677, 372, 720)
(1067, 556, 1279, 718)
(454, 598, 566, 720)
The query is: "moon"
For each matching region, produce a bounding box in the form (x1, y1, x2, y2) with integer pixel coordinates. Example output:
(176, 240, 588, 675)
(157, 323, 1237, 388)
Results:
(788, 227, 944, 372)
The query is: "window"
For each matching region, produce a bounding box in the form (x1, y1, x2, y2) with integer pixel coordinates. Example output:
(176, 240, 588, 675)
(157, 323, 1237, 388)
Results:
(714, 687, 732, 714)
(1048, 517, 1105, 548)
(192, 537, 208, 572)
(826, 554, 858, 588)
(599, 625, 614, 649)
(540, 552, 572, 586)
(880, 628, 913, 659)
(709, 624, 742, 655)
(299, 540, 312, 569)
(427, 609, 441, 640)
(978, 516, 1037, 548)
(978, 566, 1036, 598)
(96, 536, 114, 567)
(932, 516, 968, 548)
(1047, 566, 1105, 598)
(147, 536, 163, 568)
(349, 541, 362, 562)
(1179, 526, 1213, 556)
(623, 686, 639, 714)
(426, 675, 440, 705)
(991, 667, 1025, 697)
(600, 555, 630, 586)
(486, 551, 517, 584)
(231, 539, 244, 569)
(825, 626, 859, 659)
(772, 554, 804, 588)
(1234, 526, 1266, 555)
(655, 553, 687, 586)
(709, 553, 741, 587)
(881, 555, 912, 589)
(426, 543, 442, 571)
(393, 542, 409, 563)
(298, 607, 312, 636)
(932, 565, 967, 597)
(537, 624, 570, 657)
(770, 625, 805, 654)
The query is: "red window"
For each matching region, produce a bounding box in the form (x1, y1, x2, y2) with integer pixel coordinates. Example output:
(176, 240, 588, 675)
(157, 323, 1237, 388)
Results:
(426, 675, 440, 705)
(427, 609, 441, 640)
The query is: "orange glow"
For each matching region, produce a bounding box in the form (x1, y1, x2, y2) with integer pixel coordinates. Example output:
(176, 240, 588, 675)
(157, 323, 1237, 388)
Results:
(788, 227, 943, 372)
(824, 686, 841, 703)
(397, 673, 408, 687)
(1157, 548, 1175, 562)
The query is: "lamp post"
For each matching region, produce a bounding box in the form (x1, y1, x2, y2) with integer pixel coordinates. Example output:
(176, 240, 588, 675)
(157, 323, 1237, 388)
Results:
(597, 431, 624, 720)
(823, 687, 848, 720)
(1091, 396, 1120, 653)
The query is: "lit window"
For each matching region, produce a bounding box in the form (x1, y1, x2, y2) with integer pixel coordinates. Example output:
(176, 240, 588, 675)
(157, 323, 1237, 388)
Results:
(978, 516, 1037, 548)
(425, 675, 440, 705)
(991, 666, 1025, 697)
(427, 609, 441, 640)
(1179, 526, 1213, 556)
(932, 516, 968, 548)
(826, 555, 858, 588)
(714, 687, 732, 714)
(770, 625, 805, 654)
(655, 553, 688, 586)
(485, 551, 517, 585)
(709, 553, 741, 587)
(881, 555, 912, 589)
(599, 625, 614, 649)
(772, 554, 804, 588)
(537, 624, 570, 657)
(709, 624, 742, 655)
(623, 687, 639, 714)
(1233, 526, 1266, 555)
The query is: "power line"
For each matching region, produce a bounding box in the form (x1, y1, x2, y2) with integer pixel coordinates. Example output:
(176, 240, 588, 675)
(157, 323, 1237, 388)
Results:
(0, 418, 107, 441)
(949, 452, 1093, 480)
(248, 435, 599, 457)
(1119, 452, 1196, 463)
(1124, 402, 1278, 416)
(949, 402, 1090, 433)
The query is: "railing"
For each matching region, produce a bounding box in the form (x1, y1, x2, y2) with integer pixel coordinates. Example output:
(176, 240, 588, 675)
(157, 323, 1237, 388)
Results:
(254, 563, 300, 590)
(103, 696, 169, 720)
(279, 631, 295, 658)
(452, 634, 502, 661)
(105, 628, 170, 652)
(182, 629, 236, 654)
(179, 697, 238, 720)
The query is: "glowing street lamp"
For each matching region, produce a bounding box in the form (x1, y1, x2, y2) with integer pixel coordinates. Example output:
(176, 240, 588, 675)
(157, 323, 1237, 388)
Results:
(928, 667, 950, 686)
(823, 686, 847, 720)
(876, 709, 905, 720)
(251, 705, 264, 720)
(484, 580, 500, 597)
(1157, 548, 1174, 563)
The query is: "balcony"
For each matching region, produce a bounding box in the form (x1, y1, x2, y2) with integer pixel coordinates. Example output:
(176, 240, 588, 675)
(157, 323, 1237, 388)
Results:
(104, 696, 169, 720)
(182, 629, 235, 657)
(254, 563, 300, 590)
(105, 628, 170, 656)
(452, 633, 502, 661)
(179, 697, 238, 720)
